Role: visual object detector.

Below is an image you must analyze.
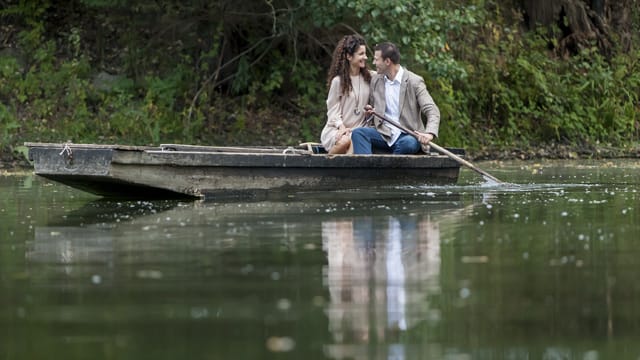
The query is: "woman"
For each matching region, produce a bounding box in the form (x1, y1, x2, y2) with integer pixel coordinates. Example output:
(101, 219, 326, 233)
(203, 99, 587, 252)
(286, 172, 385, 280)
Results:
(321, 35, 373, 154)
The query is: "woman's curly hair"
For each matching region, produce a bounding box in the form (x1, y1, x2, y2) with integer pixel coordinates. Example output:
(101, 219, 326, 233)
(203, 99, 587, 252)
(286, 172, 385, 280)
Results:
(326, 34, 372, 96)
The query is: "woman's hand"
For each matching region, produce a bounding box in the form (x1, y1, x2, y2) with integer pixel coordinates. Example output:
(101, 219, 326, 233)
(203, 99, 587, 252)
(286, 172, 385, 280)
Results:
(330, 125, 352, 154)
(336, 125, 351, 139)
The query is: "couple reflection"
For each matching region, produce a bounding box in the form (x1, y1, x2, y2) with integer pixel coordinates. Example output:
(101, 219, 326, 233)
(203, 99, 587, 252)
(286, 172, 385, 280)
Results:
(322, 214, 441, 359)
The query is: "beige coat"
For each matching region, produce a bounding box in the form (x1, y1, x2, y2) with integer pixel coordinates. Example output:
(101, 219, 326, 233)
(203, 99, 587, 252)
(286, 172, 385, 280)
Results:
(368, 69, 440, 150)
(321, 74, 371, 151)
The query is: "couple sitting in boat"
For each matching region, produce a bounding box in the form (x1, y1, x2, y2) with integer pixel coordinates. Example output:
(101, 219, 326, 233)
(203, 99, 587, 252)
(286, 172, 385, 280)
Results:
(321, 35, 439, 155)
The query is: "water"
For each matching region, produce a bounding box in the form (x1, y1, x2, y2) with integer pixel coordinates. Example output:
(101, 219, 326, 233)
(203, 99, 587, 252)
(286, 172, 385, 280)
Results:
(2, 160, 640, 359)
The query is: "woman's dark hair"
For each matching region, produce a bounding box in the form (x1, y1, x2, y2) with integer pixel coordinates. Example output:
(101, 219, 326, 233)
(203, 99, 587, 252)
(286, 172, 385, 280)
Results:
(374, 42, 400, 64)
(326, 34, 372, 96)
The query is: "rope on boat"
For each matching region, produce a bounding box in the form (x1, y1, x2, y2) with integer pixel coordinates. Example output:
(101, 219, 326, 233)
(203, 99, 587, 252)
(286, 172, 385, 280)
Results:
(282, 147, 313, 155)
(59, 142, 73, 159)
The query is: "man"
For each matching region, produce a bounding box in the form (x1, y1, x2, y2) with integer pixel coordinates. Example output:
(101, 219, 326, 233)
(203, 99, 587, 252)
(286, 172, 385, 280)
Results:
(351, 42, 440, 154)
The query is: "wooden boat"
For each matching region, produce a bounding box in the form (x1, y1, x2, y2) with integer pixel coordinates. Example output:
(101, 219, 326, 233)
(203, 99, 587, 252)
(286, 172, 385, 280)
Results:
(25, 142, 464, 199)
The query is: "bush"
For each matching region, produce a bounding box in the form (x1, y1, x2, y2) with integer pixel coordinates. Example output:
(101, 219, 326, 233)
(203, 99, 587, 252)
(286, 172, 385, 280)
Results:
(0, 0, 638, 158)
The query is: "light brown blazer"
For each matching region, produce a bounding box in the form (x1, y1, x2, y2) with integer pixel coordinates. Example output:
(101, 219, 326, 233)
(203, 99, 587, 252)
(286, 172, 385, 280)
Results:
(368, 69, 440, 145)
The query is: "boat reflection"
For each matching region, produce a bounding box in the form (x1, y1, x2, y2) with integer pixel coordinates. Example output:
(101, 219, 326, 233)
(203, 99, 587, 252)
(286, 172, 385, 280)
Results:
(322, 213, 444, 360)
(27, 192, 468, 359)
(27, 199, 180, 268)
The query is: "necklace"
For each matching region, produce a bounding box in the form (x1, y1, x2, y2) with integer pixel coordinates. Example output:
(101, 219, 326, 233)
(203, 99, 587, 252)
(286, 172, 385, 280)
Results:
(353, 74, 361, 116)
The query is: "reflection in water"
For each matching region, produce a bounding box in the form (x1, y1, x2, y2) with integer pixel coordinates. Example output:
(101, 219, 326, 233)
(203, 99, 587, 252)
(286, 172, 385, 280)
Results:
(9, 163, 640, 359)
(25, 194, 459, 360)
(27, 200, 180, 275)
(30, 227, 114, 274)
(323, 214, 441, 359)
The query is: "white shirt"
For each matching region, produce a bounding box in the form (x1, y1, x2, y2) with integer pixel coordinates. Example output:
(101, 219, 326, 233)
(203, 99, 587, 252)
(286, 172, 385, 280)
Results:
(383, 66, 404, 146)
(386, 216, 407, 330)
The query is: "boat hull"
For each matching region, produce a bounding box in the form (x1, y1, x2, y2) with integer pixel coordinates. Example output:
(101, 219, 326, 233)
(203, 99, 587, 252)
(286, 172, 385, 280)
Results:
(27, 143, 463, 199)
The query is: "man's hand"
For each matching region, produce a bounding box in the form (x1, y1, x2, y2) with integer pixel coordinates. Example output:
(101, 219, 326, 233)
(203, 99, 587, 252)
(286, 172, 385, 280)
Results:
(415, 131, 434, 145)
(363, 104, 374, 116)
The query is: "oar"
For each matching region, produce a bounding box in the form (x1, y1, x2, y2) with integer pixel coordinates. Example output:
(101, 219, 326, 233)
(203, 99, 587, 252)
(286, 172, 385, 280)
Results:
(370, 111, 505, 184)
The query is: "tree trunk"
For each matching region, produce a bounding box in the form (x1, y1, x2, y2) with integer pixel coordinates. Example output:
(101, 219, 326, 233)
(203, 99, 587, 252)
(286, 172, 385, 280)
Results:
(607, 0, 633, 51)
(519, 0, 633, 56)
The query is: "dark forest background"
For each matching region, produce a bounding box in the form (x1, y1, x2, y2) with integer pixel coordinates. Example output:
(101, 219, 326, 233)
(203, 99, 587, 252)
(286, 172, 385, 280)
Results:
(1, 0, 639, 160)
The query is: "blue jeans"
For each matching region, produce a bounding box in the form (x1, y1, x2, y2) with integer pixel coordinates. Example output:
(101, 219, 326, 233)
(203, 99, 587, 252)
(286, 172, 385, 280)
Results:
(351, 127, 421, 154)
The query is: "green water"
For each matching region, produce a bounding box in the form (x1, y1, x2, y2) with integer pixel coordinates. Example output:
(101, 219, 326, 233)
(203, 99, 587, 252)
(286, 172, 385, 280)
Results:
(2, 160, 640, 359)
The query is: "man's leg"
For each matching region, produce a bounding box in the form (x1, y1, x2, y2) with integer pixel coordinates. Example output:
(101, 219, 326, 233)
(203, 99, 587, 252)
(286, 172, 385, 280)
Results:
(391, 133, 421, 154)
(352, 127, 389, 154)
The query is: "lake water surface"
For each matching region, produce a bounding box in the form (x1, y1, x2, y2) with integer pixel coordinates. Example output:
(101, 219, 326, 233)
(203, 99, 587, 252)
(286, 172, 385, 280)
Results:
(2, 160, 640, 359)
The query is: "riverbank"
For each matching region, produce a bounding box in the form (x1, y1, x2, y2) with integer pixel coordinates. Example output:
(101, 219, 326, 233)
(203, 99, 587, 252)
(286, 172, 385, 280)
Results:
(0, 148, 30, 171)
(470, 143, 640, 161)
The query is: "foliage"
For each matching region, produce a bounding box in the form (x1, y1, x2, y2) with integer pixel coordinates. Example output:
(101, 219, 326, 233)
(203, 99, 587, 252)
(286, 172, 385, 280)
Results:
(444, 20, 640, 152)
(306, 0, 479, 79)
(0, 0, 639, 158)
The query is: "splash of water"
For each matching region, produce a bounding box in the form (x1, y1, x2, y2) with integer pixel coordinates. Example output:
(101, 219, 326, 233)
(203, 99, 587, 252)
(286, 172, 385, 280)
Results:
(480, 175, 521, 188)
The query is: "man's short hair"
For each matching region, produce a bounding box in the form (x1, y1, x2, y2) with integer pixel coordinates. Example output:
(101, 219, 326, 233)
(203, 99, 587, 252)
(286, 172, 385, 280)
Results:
(375, 42, 400, 64)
